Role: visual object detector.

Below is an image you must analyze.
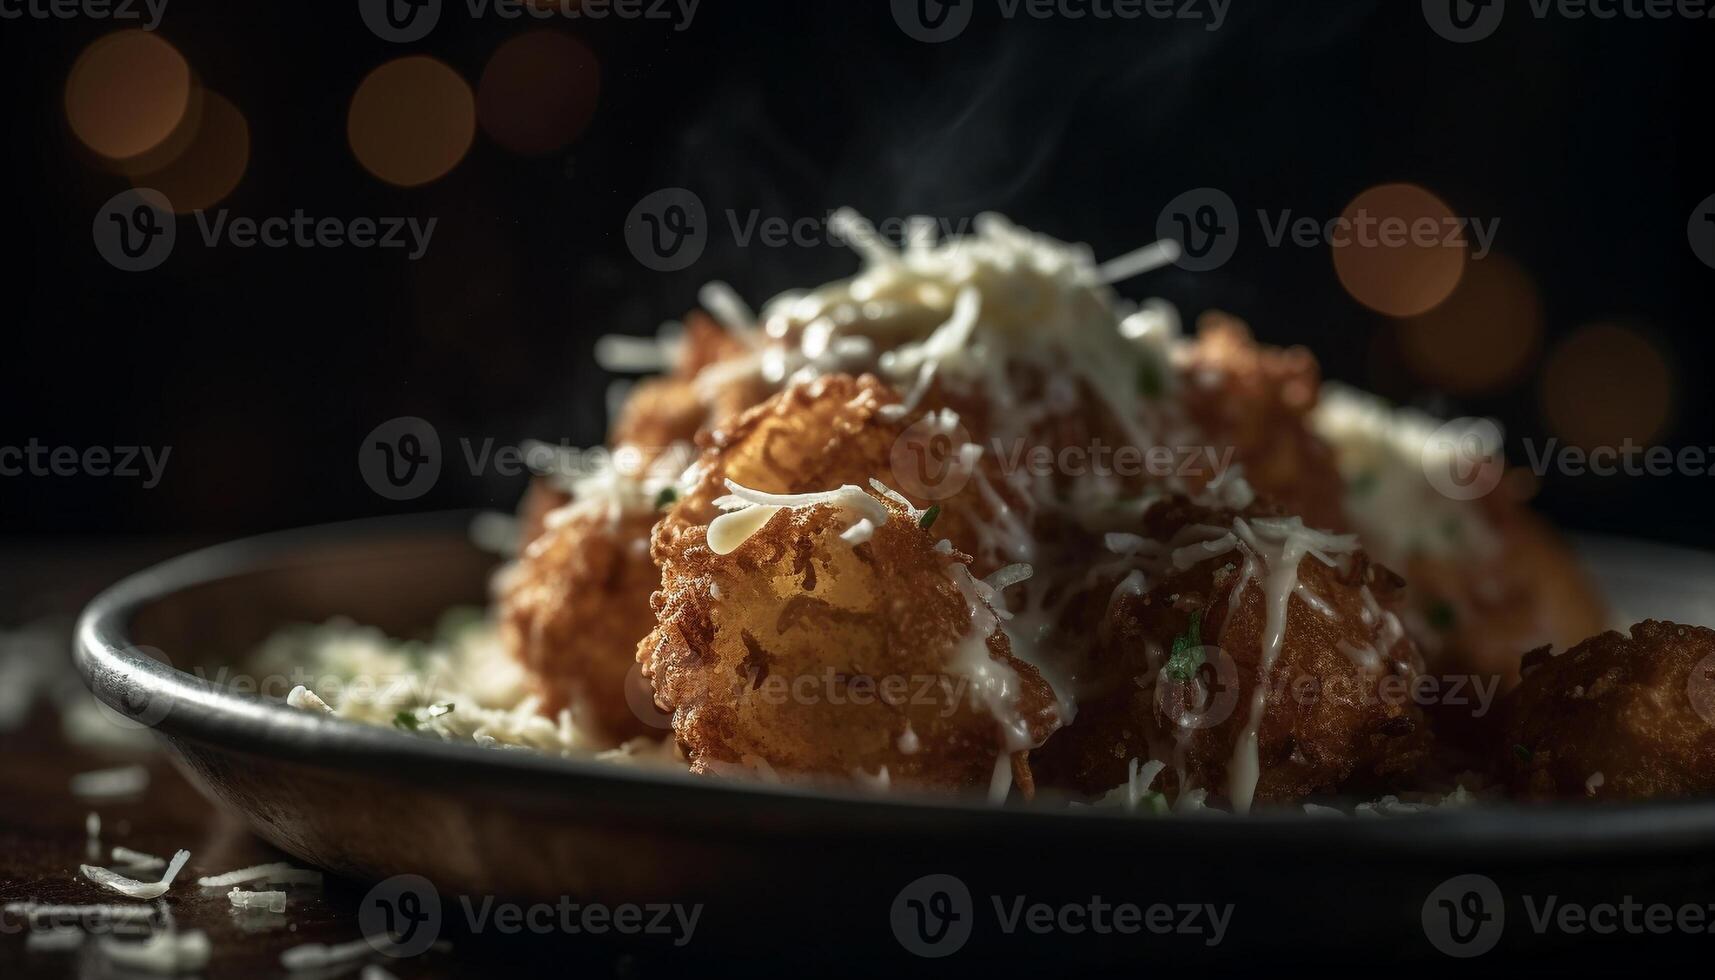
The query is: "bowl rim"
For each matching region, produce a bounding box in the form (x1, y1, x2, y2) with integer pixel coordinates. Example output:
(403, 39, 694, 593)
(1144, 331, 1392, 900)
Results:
(73, 511, 1715, 856)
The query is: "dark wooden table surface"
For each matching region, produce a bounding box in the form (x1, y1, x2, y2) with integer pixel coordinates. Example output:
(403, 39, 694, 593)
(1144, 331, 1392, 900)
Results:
(0, 542, 659, 979)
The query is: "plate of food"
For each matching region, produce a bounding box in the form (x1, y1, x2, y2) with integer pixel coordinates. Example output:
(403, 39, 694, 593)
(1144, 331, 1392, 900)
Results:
(77, 213, 1715, 964)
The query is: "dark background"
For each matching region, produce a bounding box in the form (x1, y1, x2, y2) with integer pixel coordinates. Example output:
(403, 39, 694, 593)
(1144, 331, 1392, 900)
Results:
(1, 0, 1708, 544)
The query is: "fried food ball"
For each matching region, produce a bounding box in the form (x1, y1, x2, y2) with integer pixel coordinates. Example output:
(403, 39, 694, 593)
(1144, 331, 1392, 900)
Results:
(641, 494, 1061, 792)
(1498, 621, 1715, 800)
(499, 500, 662, 743)
(657, 372, 1021, 574)
(1031, 496, 1431, 809)
(1309, 388, 1609, 711)
(610, 312, 775, 452)
(1178, 313, 1349, 531)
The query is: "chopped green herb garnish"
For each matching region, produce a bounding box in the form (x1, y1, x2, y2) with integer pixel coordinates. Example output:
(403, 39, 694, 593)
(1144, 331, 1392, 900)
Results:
(425, 702, 455, 720)
(1513, 744, 1533, 763)
(1137, 355, 1166, 400)
(1441, 516, 1462, 541)
(654, 487, 679, 510)
(1349, 471, 1380, 496)
(1426, 601, 1457, 632)
(918, 504, 942, 530)
(1139, 791, 1171, 815)
(393, 711, 420, 732)
(1162, 609, 1205, 682)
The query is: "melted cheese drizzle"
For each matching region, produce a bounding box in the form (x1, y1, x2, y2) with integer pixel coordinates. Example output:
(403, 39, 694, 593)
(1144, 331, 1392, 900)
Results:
(1225, 517, 1360, 813)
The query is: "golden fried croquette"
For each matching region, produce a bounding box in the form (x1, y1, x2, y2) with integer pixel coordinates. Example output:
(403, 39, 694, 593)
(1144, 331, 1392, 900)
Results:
(1031, 496, 1430, 809)
(657, 372, 1020, 573)
(499, 501, 662, 743)
(641, 493, 1061, 792)
(1498, 621, 1715, 800)
(1308, 387, 1609, 708)
(610, 312, 775, 452)
(1178, 313, 1349, 531)
(1404, 494, 1609, 693)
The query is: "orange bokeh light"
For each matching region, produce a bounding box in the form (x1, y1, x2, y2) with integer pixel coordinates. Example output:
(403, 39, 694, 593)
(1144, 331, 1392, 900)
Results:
(1332, 183, 1467, 318)
(1540, 323, 1674, 449)
(477, 31, 601, 156)
(66, 30, 192, 160)
(129, 91, 249, 212)
(348, 56, 476, 187)
(1397, 253, 1542, 394)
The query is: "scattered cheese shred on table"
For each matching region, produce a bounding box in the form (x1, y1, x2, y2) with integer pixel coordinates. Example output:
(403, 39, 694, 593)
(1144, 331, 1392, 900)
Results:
(99, 930, 212, 974)
(196, 861, 320, 887)
(80, 849, 191, 899)
(111, 846, 167, 870)
(280, 937, 379, 971)
(228, 888, 288, 913)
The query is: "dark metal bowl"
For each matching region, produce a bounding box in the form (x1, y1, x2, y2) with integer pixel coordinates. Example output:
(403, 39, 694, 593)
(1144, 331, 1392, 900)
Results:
(74, 513, 1715, 965)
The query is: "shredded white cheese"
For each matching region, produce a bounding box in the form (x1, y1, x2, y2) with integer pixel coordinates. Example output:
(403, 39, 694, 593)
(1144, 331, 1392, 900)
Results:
(80, 849, 191, 900)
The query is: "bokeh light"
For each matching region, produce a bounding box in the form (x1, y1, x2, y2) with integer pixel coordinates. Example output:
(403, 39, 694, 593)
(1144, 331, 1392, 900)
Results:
(1397, 253, 1542, 394)
(348, 56, 476, 187)
(66, 30, 192, 161)
(1540, 323, 1674, 449)
(128, 91, 249, 212)
(478, 31, 601, 156)
(1332, 183, 1466, 318)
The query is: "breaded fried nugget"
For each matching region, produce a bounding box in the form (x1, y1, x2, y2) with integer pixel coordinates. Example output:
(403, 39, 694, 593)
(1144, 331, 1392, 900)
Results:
(658, 372, 1018, 573)
(610, 312, 774, 451)
(499, 501, 662, 743)
(1499, 621, 1715, 800)
(1031, 496, 1430, 809)
(1178, 313, 1349, 531)
(641, 494, 1061, 792)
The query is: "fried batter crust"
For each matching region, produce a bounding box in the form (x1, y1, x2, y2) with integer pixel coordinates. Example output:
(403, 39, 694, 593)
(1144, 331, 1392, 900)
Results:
(1180, 314, 1349, 531)
(641, 500, 1060, 791)
(1032, 497, 1431, 806)
(499, 504, 662, 742)
(1499, 620, 1715, 800)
